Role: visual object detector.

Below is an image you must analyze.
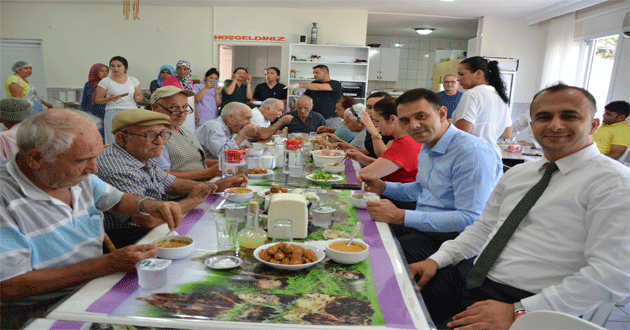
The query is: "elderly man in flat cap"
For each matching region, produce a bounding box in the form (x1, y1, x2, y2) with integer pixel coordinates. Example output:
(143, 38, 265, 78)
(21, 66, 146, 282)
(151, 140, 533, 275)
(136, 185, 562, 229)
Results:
(97, 109, 246, 248)
(0, 109, 183, 329)
(0, 97, 34, 161)
(151, 86, 229, 181)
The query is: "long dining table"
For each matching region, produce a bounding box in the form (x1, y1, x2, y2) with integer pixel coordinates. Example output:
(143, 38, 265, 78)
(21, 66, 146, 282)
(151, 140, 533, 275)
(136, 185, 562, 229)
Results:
(43, 158, 435, 330)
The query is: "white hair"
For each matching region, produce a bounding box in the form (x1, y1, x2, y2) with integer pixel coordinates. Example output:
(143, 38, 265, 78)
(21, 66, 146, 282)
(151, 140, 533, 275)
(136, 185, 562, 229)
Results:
(220, 102, 249, 120)
(344, 103, 366, 122)
(17, 109, 101, 162)
(260, 98, 279, 110)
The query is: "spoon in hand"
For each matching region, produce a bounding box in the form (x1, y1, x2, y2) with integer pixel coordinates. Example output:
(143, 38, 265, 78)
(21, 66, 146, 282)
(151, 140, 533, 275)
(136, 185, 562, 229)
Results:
(347, 222, 361, 246)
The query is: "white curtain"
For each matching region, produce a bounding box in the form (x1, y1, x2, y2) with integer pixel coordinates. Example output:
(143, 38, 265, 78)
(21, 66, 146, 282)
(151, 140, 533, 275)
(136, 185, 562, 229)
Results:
(540, 12, 577, 89)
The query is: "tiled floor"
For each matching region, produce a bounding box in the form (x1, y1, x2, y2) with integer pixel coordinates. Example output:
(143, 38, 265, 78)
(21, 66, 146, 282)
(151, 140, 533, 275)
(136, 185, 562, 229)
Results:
(605, 302, 630, 330)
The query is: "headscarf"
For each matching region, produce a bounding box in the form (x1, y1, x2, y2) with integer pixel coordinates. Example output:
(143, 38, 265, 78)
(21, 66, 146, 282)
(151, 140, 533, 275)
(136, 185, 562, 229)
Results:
(12, 61, 31, 72)
(88, 63, 108, 105)
(157, 65, 175, 87)
(175, 60, 193, 91)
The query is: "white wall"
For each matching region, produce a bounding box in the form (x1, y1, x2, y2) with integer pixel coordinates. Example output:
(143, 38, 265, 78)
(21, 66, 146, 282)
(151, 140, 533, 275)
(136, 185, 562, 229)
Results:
(0, 3, 368, 91)
(478, 16, 547, 104)
(0, 3, 214, 89)
(212, 7, 368, 84)
(365, 36, 468, 91)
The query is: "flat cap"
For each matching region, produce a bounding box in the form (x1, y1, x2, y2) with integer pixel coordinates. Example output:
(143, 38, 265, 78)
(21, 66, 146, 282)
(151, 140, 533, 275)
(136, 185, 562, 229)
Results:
(0, 98, 34, 122)
(111, 108, 171, 133)
(150, 86, 194, 104)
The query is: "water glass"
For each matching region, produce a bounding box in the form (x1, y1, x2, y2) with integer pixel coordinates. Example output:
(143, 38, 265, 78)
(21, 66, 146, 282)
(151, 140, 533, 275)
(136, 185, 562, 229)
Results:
(215, 217, 239, 251)
(225, 204, 247, 222)
(272, 219, 293, 242)
(289, 165, 303, 178)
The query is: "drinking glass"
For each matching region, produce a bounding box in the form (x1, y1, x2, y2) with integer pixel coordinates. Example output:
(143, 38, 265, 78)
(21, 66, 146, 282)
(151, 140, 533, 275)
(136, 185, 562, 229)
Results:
(272, 219, 293, 242)
(215, 217, 239, 250)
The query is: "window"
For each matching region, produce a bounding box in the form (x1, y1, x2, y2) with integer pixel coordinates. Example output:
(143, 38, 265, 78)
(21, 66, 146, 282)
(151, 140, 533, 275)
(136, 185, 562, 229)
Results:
(576, 35, 618, 118)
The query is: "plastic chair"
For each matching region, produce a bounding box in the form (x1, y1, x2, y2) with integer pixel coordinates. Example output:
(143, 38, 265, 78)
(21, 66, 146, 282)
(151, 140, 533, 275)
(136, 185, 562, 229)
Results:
(510, 310, 606, 330)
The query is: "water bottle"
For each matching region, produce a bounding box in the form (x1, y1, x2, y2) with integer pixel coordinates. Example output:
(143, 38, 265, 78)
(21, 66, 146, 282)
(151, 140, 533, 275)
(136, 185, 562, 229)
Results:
(311, 23, 318, 44)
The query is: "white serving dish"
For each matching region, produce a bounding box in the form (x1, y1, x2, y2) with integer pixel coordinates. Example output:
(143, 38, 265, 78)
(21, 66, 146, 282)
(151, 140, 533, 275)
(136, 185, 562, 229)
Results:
(325, 238, 369, 265)
(305, 173, 343, 184)
(247, 169, 273, 179)
(153, 235, 195, 260)
(311, 150, 345, 167)
(225, 188, 254, 202)
(322, 163, 345, 173)
(253, 242, 325, 270)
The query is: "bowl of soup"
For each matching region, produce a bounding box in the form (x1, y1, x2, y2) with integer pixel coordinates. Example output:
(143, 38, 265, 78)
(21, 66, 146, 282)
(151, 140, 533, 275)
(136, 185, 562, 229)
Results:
(225, 188, 254, 202)
(153, 235, 195, 259)
(325, 238, 369, 264)
(322, 163, 345, 173)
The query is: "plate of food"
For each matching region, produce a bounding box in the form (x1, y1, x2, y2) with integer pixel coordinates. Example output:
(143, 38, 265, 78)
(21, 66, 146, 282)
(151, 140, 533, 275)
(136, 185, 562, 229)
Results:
(306, 172, 343, 183)
(256, 186, 291, 197)
(247, 168, 273, 179)
(253, 242, 325, 271)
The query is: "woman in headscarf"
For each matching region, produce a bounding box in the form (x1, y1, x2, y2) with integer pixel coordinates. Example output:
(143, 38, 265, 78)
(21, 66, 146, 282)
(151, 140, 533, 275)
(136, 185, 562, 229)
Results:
(80, 63, 109, 138)
(4, 61, 53, 113)
(149, 65, 174, 94)
(162, 60, 198, 131)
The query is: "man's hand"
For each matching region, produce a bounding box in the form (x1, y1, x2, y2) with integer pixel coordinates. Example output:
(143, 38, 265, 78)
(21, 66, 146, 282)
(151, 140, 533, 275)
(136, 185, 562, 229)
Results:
(245, 74, 253, 84)
(189, 182, 216, 199)
(316, 126, 330, 133)
(141, 199, 183, 231)
(448, 300, 515, 330)
(239, 123, 258, 138)
(409, 259, 438, 289)
(346, 149, 373, 165)
(366, 199, 405, 225)
(217, 173, 248, 191)
(278, 114, 294, 125)
(107, 243, 158, 273)
(358, 174, 387, 194)
(285, 83, 300, 90)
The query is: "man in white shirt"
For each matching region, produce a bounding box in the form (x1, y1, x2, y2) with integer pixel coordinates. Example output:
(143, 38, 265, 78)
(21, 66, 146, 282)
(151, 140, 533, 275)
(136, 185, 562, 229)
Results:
(411, 84, 630, 329)
(249, 98, 293, 141)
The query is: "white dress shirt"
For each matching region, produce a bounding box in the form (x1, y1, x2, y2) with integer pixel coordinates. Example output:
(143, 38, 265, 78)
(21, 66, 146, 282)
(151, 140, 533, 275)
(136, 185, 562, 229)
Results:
(430, 143, 630, 316)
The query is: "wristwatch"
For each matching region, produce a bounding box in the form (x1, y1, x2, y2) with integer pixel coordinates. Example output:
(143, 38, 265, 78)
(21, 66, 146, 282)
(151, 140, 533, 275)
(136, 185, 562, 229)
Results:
(514, 301, 527, 320)
(371, 133, 383, 140)
(137, 197, 155, 216)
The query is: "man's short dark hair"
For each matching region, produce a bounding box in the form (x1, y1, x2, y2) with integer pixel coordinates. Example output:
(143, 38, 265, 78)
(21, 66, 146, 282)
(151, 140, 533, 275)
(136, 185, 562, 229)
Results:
(531, 83, 597, 115)
(605, 101, 630, 117)
(395, 88, 442, 112)
(367, 91, 392, 100)
(313, 64, 329, 72)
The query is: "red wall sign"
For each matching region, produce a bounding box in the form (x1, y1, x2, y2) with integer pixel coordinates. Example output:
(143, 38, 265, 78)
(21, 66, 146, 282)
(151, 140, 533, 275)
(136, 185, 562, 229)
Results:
(214, 35, 286, 42)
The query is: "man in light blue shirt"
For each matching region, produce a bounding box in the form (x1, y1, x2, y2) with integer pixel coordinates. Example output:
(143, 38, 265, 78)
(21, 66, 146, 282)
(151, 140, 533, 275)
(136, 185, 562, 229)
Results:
(194, 102, 257, 159)
(360, 89, 502, 263)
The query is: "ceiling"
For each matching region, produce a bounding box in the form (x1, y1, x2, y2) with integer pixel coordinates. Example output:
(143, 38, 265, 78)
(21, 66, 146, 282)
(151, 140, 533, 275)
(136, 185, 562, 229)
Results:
(13, 0, 610, 40)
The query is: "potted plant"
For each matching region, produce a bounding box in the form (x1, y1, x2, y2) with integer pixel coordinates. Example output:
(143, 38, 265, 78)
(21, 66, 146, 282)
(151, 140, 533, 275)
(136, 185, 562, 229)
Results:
(310, 55, 321, 62)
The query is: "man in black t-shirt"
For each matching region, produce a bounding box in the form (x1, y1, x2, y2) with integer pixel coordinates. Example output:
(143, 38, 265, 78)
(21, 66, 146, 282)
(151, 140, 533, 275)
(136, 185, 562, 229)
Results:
(286, 65, 342, 128)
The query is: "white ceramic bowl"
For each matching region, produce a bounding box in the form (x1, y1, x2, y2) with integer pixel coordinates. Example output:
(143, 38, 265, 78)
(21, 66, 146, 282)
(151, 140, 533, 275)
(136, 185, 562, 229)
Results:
(253, 242, 325, 271)
(348, 193, 380, 209)
(325, 238, 369, 265)
(153, 235, 195, 260)
(312, 150, 345, 167)
(225, 188, 254, 202)
(322, 163, 345, 173)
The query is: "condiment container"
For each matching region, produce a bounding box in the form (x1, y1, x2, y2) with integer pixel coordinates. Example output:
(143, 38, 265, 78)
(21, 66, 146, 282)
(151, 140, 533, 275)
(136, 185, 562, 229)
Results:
(238, 201, 268, 249)
(508, 144, 522, 153)
(136, 258, 171, 289)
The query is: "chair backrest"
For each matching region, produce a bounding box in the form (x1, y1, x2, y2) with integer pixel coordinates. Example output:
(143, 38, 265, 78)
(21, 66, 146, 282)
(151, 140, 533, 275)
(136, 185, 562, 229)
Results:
(618, 145, 630, 163)
(510, 310, 606, 330)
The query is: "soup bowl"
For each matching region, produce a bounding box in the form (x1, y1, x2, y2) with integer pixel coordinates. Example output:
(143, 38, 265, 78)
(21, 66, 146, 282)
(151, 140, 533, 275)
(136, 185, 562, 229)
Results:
(325, 238, 369, 264)
(225, 188, 254, 202)
(153, 235, 195, 260)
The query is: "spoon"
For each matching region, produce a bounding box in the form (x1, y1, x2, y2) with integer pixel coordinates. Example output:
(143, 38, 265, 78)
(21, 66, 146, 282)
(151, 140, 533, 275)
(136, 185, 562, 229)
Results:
(361, 182, 368, 199)
(347, 222, 361, 246)
(215, 192, 234, 210)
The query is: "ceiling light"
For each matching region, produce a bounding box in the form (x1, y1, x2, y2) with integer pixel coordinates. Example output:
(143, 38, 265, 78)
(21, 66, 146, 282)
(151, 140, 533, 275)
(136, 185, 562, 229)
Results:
(415, 28, 435, 35)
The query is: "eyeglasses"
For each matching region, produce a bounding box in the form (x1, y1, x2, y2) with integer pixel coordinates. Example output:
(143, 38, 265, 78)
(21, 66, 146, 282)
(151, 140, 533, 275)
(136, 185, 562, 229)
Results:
(155, 102, 193, 115)
(443, 81, 458, 84)
(124, 130, 172, 142)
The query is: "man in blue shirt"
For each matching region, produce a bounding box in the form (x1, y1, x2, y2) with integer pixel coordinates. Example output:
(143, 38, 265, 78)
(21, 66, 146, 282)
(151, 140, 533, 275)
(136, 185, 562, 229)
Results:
(436, 74, 463, 119)
(360, 89, 502, 263)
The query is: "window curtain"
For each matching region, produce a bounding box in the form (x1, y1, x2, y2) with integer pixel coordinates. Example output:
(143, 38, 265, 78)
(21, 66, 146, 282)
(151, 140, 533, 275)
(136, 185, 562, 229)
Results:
(540, 12, 577, 89)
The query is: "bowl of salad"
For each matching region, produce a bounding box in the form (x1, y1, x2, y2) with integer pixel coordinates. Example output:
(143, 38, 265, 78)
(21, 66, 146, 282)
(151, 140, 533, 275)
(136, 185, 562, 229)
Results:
(312, 149, 345, 167)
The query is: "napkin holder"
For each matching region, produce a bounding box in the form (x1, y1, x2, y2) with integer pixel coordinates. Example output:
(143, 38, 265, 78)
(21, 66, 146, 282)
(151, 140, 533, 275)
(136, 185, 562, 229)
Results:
(267, 193, 308, 238)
